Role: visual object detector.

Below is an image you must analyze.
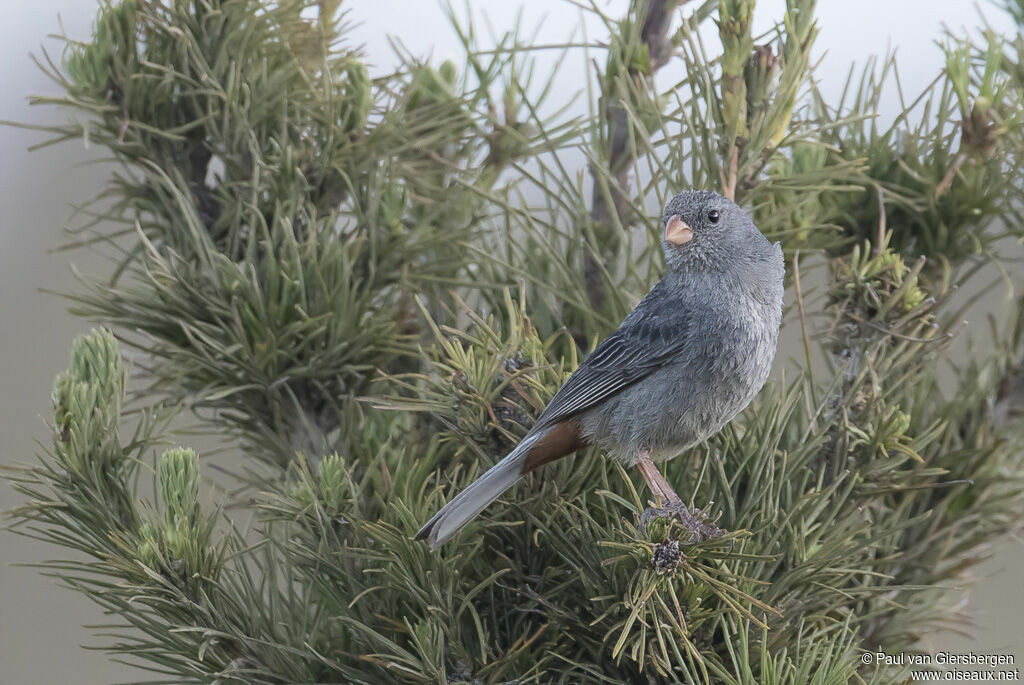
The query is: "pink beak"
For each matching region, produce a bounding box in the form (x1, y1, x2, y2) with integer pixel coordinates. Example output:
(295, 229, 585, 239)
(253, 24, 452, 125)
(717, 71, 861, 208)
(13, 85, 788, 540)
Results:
(665, 215, 693, 245)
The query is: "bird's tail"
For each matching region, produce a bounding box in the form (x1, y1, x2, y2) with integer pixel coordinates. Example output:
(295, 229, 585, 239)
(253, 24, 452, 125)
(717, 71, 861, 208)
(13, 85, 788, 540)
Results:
(415, 432, 542, 550)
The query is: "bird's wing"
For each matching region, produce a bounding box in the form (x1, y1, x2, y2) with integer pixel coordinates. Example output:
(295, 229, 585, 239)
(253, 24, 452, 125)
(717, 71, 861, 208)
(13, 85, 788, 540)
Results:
(534, 309, 691, 430)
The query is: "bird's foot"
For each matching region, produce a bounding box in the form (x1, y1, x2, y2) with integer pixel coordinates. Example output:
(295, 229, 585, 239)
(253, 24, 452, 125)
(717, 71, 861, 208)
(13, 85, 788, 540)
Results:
(638, 500, 724, 544)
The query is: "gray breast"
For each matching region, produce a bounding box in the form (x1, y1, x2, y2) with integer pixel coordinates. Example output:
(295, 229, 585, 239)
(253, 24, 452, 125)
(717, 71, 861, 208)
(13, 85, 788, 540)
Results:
(579, 282, 781, 465)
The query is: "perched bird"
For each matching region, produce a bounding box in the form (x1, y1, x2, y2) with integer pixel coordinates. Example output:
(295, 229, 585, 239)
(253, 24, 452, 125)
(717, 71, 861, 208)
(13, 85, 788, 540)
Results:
(417, 190, 785, 549)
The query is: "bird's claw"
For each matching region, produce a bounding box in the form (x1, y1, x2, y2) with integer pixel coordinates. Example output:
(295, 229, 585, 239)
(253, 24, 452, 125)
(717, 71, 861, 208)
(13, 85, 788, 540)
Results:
(638, 501, 724, 544)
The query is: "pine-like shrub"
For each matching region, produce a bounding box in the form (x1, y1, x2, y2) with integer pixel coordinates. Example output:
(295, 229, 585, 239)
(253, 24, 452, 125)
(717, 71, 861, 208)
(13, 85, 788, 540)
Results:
(7, 1, 1024, 682)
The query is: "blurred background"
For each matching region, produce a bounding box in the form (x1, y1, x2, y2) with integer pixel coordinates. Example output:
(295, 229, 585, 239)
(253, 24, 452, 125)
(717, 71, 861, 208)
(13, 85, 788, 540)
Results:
(2, 1, 1021, 682)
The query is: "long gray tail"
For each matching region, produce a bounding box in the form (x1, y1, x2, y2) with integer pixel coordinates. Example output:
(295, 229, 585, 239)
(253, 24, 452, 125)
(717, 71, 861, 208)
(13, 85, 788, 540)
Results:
(416, 432, 542, 549)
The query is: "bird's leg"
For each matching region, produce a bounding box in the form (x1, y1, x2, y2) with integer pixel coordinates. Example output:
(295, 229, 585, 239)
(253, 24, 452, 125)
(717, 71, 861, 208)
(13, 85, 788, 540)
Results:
(635, 452, 674, 504)
(635, 450, 724, 543)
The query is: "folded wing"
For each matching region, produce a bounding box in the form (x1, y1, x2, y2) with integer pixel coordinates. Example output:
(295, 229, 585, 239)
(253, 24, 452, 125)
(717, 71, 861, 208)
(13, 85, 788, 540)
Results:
(532, 313, 690, 432)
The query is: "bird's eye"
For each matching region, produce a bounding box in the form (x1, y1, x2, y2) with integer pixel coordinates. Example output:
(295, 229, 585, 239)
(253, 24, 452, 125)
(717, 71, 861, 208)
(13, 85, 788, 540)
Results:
(707, 210, 721, 224)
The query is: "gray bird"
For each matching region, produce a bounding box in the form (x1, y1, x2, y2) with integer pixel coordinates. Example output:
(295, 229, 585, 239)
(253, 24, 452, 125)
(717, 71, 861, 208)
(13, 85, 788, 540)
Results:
(417, 190, 785, 549)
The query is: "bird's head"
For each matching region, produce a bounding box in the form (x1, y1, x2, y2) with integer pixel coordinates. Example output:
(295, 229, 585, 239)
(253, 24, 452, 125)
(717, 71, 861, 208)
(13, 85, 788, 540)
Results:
(660, 190, 768, 273)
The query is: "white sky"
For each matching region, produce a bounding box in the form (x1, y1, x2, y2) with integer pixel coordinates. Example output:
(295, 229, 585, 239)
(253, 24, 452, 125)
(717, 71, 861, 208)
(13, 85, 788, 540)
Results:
(340, 1, 1014, 119)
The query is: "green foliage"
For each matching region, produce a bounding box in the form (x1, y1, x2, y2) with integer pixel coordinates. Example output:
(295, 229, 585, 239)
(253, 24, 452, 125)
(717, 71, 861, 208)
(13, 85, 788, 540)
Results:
(717, 0, 756, 148)
(7, 1, 1024, 683)
(809, 31, 1024, 261)
(52, 328, 127, 475)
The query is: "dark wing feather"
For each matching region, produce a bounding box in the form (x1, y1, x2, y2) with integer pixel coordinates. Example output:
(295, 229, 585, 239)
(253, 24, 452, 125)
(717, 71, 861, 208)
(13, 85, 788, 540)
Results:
(533, 311, 689, 431)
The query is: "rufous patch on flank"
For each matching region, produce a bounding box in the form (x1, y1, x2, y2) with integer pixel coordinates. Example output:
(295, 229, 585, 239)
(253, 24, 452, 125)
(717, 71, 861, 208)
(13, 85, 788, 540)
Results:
(521, 420, 588, 474)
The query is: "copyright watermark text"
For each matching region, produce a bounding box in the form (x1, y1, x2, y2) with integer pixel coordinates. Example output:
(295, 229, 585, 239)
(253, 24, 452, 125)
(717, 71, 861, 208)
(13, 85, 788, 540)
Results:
(863, 651, 1019, 681)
